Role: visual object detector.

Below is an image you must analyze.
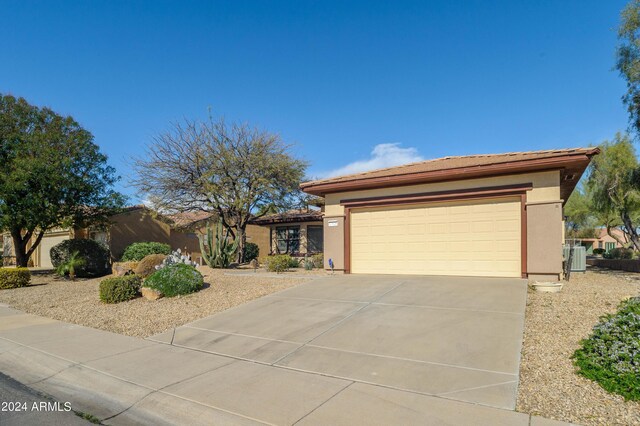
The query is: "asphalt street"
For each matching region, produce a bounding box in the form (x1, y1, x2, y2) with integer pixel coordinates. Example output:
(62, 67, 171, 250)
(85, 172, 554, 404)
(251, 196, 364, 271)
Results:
(0, 372, 91, 425)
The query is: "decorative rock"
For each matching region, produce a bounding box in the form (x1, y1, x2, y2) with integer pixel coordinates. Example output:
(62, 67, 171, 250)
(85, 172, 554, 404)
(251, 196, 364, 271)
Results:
(141, 287, 164, 300)
(112, 261, 139, 277)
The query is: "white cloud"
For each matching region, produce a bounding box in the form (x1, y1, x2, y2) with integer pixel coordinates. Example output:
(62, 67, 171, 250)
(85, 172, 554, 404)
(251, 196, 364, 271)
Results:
(321, 143, 424, 178)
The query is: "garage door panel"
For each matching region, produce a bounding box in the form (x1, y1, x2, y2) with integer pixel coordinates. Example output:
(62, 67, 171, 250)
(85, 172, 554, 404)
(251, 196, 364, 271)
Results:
(39, 233, 69, 268)
(350, 198, 521, 277)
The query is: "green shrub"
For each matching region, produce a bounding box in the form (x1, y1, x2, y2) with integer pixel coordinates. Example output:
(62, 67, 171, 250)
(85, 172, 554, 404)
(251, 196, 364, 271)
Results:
(288, 257, 300, 268)
(99, 275, 142, 304)
(264, 255, 293, 273)
(603, 247, 634, 260)
(593, 248, 606, 255)
(311, 253, 324, 268)
(144, 263, 203, 297)
(573, 297, 640, 400)
(0, 268, 31, 289)
(50, 239, 111, 277)
(243, 242, 259, 262)
(134, 254, 167, 278)
(303, 259, 314, 270)
(121, 242, 171, 262)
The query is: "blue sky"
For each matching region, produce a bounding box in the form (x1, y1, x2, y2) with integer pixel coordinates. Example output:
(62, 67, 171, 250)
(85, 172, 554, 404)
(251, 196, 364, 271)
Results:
(1, 0, 630, 202)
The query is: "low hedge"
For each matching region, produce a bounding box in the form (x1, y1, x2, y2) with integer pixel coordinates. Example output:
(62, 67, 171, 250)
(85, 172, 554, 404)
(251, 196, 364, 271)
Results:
(0, 268, 31, 289)
(144, 263, 203, 297)
(121, 242, 171, 262)
(264, 255, 293, 273)
(603, 247, 634, 260)
(99, 275, 142, 304)
(50, 239, 111, 277)
(573, 297, 640, 400)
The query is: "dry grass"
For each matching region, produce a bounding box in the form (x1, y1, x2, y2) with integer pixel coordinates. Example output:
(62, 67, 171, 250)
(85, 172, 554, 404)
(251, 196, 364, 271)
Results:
(517, 267, 640, 425)
(0, 266, 316, 338)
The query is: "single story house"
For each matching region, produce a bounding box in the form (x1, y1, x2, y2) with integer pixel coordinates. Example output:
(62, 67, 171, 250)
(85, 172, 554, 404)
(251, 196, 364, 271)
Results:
(300, 148, 599, 281)
(2, 206, 270, 267)
(573, 228, 625, 255)
(250, 209, 324, 256)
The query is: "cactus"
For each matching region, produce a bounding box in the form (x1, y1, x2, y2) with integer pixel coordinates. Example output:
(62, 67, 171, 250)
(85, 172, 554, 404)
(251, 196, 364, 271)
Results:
(199, 219, 239, 268)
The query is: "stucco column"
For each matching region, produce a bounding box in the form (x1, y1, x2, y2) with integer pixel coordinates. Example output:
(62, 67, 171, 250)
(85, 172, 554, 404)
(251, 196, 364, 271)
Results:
(526, 200, 563, 281)
(323, 216, 345, 271)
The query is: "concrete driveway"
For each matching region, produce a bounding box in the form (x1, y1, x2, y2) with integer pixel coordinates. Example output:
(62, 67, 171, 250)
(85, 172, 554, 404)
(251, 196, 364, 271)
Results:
(151, 274, 527, 412)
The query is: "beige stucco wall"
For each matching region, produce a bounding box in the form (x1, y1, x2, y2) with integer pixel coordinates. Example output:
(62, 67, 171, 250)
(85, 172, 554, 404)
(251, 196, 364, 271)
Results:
(246, 224, 270, 259)
(325, 171, 560, 216)
(527, 201, 563, 278)
(323, 216, 345, 270)
(321, 170, 562, 276)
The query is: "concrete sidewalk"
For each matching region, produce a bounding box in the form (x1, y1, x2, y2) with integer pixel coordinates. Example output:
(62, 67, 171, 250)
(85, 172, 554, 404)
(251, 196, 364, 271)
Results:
(0, 304, 573, 425)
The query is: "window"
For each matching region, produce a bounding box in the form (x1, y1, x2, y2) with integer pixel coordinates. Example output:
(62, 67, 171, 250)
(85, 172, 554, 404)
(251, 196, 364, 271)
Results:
(275, 226, 300, 254)
(598, 241, 603, 249)
(605, 242, 616, 252)
(307, 226, 323, 254)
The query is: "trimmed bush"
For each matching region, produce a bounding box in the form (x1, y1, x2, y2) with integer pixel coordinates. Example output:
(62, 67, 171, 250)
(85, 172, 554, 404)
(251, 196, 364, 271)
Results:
(593, 248, 606, 255)
(264, 255, 293, 273)
(144, 263, 203, 297)
(0, 268, 31, 289)
(243, 242, 259, 262)
(99, 275, 142, 303)
(50, 239, 111, 277)
(573, 297, 640, 400)
(311, 253, 324, 268)
(121, 242, 171, 262)
(289, 257, 300, 268)
(604, 247, 634, 260)
(134, 254, 167, 278)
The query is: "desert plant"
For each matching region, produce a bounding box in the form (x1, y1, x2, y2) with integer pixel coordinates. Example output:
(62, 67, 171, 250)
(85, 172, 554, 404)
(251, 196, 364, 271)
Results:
(199, 219, 238, 268)
(50, 239, 111, 277)
(134, 254, 167, 278)
(311, 253, 324, 268)
(573, 297, 640, 400)
(160, 248, 198, 267)
(56, 251, 86, 280)
(0, 268, 31, 289)
(144, 263, 204, 297)
(243, 242, 259, 262)
(303, 258, 314, 270)
(264, 254, 293, 273)
(99, 275, 142, 304)
(121, 242, 171, 262)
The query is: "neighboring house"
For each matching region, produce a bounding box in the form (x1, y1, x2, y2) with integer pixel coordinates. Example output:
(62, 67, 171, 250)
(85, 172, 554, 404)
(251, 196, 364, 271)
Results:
(2, 206, 270, 267)
(300, 148, 599, 281)
(574, 228, 626, 255)
(250, 209, 324, 257)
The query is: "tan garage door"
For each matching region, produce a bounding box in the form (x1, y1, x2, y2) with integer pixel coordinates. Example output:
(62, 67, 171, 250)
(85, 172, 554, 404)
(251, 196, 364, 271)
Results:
(350, 197, 521, 277)
(38, 233, 69, 268)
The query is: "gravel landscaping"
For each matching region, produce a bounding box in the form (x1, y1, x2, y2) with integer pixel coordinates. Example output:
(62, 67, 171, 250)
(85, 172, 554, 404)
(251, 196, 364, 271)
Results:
(0, 266, 317, 338)
(518, 267, 640, 425)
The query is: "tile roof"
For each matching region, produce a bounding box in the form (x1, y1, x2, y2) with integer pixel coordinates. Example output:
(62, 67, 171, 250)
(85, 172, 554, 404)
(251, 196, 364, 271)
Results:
(302, 148, 598, 188)
(250, 209, 324, 225)
(166, 211, 216, 228)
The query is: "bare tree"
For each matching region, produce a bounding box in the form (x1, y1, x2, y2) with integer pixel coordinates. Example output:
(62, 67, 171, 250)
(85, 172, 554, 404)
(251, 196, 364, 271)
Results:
(133, 117, 307, 262)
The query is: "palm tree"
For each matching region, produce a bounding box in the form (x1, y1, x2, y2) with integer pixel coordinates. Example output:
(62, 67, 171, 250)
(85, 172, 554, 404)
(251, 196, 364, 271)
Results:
(56, 251, 86, 280)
